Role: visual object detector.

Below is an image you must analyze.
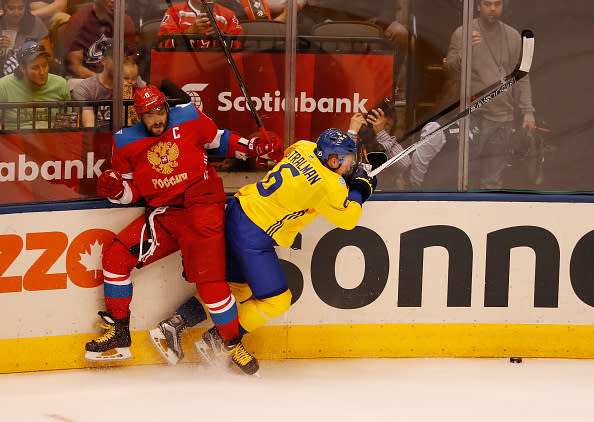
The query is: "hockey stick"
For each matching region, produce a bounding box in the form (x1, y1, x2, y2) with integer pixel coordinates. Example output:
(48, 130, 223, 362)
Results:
(369, 29, 535, 178)
(198, 0, 272, 144)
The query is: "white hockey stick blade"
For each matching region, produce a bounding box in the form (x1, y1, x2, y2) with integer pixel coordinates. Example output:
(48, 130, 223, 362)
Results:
(519, 30, 535, 73)
(370, 29, 535, 178)
(148, 328, 180, 365)
(85, 348, 132, 361)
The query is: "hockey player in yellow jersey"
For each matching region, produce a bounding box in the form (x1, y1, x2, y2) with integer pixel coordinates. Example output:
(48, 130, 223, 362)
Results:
(149, 129, 377, 371)
(236, 135, 367, 248)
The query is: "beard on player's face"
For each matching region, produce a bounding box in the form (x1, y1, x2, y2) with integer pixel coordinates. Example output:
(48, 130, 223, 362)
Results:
(141, 109, 168, 137)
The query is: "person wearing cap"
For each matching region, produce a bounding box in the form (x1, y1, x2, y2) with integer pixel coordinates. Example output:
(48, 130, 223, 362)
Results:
(0, 40, 69, 129)
(84, 84, 282, 376)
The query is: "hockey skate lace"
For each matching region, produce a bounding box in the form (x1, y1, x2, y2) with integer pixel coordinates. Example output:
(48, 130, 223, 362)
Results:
(93, 322, 115, 344)
(230, 344, 253, 366)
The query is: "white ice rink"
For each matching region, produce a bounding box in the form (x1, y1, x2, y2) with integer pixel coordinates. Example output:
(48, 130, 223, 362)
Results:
(2, 358, 594, 422)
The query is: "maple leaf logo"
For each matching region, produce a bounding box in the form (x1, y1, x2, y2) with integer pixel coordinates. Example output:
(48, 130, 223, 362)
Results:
(79, 240, 104, 278)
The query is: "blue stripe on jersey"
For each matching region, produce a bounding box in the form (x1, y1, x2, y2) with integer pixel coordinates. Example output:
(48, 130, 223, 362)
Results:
(168, 102, 199, 127)
(208, 129, 230, 156)
(113, 122, 147, 149)
(209, 306, 238, 327)
(113, 103, 199, 150)
(104, 282, 133, 299)
(266, 210, 307, 237)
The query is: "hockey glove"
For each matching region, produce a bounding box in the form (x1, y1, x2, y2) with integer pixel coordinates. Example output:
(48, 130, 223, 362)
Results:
(348, 165, 377, 203)
(97, 170, 125, 199)
(248, 136, 284, 164)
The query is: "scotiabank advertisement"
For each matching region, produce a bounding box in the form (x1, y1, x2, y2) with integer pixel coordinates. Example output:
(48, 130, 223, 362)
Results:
(150, 51, 394, 140)
(0, 131, 112, 205)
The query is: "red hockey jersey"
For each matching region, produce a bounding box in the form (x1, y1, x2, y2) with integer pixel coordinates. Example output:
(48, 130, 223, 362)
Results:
(158, 1, 243, 49)
(111, 103, 249, 207)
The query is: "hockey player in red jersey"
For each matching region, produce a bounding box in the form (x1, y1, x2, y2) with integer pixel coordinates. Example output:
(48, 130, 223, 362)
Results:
(84, 85, 281, 375)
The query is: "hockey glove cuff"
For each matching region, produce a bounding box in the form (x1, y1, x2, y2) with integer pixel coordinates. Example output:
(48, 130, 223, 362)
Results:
(348, 166, 377, 203)
(247, 136, 284, 162)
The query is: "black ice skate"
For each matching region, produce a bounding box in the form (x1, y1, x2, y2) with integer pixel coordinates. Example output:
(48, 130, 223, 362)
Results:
(194, 326, 224, 366)
(195, 327, 259, 376)
(224, 337, 260, 376)
(149, 313, 187, 365)
(85, 311, 131, 361)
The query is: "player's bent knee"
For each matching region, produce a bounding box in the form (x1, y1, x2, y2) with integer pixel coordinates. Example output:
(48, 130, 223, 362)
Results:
(102, 240, 137, 274)
(261, 289, 292, 319)
(229, 282, 253, 303)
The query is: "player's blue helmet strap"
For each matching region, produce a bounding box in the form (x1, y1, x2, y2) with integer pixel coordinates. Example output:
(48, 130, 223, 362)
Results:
(314, 128, 357, 164)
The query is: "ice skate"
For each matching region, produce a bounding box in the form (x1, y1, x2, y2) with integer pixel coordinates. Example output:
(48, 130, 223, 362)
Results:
(195, 327, 259, 376)
(224, 338, 260, 376)
(85, 311, 131, 361)
(149, 313, 186, 365)
(194, 326, 225, 366)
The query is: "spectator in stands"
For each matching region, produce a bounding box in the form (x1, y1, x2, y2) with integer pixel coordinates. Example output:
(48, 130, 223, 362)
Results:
(269, 0, 304, 22)
(30, 0, 69, 73)
(446, 0, 535, 189)
(0, 0, 48, 76)
(296, 0, 400, 34)
(72, 42, 144, 129)
(39, 10, 68, 74)
(217, 0, 272, 21)
(30, 0, 66, 23)
(158, 0, 243, 49)
(62, 0, 136, 89)
(0, 40, 70, 129)
(348, 107, 448, 191)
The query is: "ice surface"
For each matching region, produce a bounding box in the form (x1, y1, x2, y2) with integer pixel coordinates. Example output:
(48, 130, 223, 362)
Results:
(1, 358, 594, 421)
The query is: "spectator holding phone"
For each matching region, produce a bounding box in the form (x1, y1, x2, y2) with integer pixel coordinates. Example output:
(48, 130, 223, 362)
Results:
(349, 102, 448, 190)
(158, 0, 243, 49)
(0, 0, 47, 76)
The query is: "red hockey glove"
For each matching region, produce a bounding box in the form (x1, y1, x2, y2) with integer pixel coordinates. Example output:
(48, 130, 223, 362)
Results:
(247, 136, 284, 162)
(97, 170, 125, 199)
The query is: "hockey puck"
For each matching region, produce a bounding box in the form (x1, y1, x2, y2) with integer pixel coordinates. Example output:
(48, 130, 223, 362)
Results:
(510, 357, 522, 363)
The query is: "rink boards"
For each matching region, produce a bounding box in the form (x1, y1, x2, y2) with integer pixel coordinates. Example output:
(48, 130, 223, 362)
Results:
(2, 195, 594, 372)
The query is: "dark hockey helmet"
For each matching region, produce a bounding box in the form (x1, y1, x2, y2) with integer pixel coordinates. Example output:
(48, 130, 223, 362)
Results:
(134, 85, 167, 114)
(314, 128, 357, 164)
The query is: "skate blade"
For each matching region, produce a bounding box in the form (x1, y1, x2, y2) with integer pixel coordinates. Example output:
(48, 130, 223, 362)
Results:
(85, 347, 131, 361)
(148, 328, 180, 365)
(194, 339, 226, 367)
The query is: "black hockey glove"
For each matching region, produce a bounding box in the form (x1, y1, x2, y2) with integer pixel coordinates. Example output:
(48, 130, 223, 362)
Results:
(348, 166, 377, 203)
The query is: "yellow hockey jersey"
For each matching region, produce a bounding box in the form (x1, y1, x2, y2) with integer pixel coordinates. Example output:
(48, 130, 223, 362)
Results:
(236, 140, 362, 248)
